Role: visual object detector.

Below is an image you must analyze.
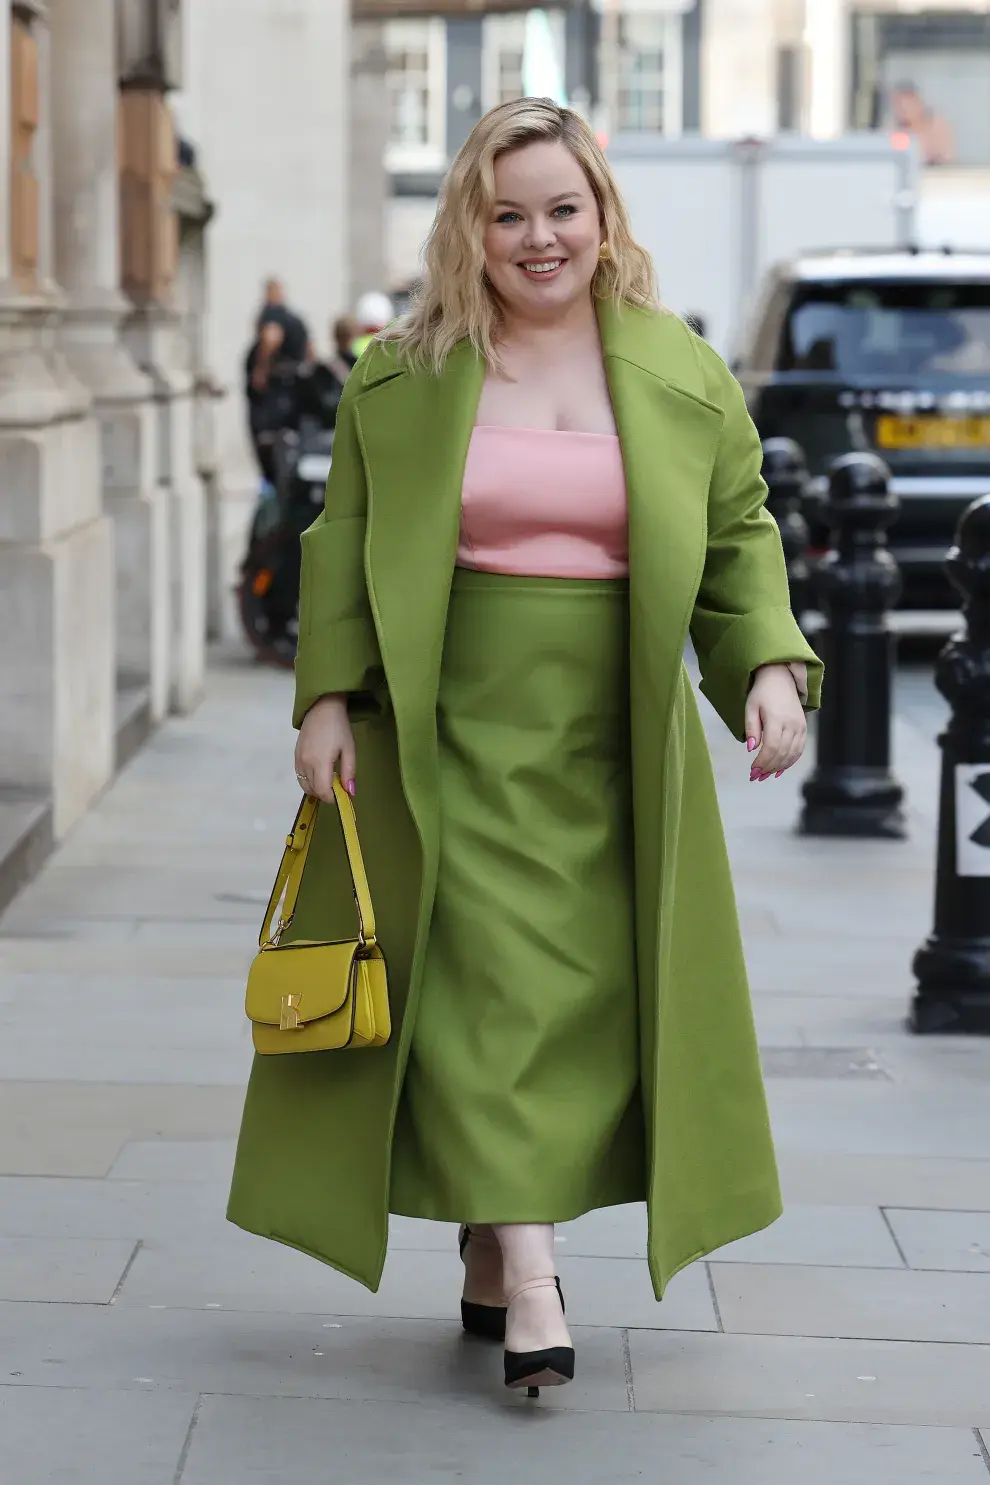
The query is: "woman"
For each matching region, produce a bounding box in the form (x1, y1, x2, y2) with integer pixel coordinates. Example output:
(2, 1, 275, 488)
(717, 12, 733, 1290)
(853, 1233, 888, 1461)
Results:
(228, 99, 822, 1395)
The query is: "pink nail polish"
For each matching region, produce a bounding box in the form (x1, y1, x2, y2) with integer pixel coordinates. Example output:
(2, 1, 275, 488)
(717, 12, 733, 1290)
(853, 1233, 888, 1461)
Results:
(345, 780, 356, 797)
(747, 737, 757, 752)
(775, 770, 784, 778)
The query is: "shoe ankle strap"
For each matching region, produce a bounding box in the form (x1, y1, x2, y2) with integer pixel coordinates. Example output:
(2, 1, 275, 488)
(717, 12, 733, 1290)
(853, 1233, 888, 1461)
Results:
(506, 1275, 560, 1305)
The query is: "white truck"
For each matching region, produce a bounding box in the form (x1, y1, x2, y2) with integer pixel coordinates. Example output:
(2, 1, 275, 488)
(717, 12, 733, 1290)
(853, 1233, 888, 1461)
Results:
(607, 133, 918, 362)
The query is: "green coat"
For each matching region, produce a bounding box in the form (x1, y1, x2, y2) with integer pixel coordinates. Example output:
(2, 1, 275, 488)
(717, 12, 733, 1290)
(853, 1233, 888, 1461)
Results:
(227, 299, 823, 1299)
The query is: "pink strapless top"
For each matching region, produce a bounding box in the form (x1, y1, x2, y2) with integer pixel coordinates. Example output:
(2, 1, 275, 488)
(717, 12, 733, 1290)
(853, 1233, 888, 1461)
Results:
(457, 426, 629, 579)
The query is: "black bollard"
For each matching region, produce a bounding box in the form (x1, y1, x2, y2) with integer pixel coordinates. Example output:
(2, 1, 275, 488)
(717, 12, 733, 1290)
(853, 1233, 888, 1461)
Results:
(762, 437, 812, 628)
(911, 495, 990, 1034)
(799, 452, 907, 839)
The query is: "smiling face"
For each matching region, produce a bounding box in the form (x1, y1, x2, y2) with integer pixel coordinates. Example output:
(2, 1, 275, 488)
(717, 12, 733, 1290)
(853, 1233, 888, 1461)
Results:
(483, 140, 603, 324)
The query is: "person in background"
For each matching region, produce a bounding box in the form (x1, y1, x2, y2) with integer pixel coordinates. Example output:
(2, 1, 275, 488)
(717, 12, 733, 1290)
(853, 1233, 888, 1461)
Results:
(329, 315, 359, 381)
(257, 277, 311, 364)
(890, 82, 954, 167)
(245, 279, 313, 483)
(351, 291, 395, 359)
(293, 315, 360, 430)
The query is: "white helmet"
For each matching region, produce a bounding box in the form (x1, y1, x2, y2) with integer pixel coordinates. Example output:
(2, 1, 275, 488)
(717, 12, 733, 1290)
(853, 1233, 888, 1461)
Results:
(355, 291, 394, 329)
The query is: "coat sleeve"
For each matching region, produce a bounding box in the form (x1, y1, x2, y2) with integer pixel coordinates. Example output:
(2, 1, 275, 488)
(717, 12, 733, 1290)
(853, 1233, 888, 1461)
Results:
(689, 349, 823, 741)
(292, 380, 385, 729)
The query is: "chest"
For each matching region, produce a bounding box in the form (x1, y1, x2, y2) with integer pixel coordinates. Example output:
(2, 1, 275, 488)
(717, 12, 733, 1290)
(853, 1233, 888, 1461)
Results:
(476, 350, 616, 436)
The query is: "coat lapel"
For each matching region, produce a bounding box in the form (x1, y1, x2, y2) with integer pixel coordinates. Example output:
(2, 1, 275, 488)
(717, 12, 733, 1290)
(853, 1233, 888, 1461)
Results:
(353, 341, 485, 856)
(598, 297, 723, 675)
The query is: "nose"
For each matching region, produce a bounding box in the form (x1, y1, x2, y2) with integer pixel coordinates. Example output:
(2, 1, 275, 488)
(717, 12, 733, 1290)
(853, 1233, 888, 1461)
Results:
(523, 217, 556, 251)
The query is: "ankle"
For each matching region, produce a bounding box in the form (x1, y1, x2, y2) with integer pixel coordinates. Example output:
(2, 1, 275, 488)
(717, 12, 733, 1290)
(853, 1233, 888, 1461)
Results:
(493, 1222, 557, 1299)
(504, 1268, 557, 1303)
(464, 1222, 499, 1248)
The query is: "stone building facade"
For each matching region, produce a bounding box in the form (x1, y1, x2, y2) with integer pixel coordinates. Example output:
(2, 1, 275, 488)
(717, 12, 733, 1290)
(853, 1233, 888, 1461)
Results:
(0, 0, 215, 887)
(173, 0, 349, 639)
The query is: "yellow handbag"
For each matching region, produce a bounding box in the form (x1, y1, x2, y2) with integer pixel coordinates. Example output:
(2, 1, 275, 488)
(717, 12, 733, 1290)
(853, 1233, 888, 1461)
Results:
(245, 778, 390, 1053)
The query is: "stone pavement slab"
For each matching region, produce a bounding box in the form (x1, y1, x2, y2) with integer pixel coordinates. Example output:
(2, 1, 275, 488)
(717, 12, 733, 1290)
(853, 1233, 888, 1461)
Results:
(711, 1203, 903, 1267)
(767, 1082, 990, 1160)
(0, 1082, 243, 1177)
(108, 1139, 239, 1183)
(776, 1151, 990, 1210)
(0, 864, 269, 928)
(885, 1208, 990, 1272)
(0, 935, 254, 979)
(0, 974, 251, 1084)
(553, 1253, 716, 1329)
(0, 1384, 196, 1485)
(627, 1330, 990, 1427)
(113, 1236, 717, 1331)
(743, 935, 921, 996)
(0, 1236, 137, 1303)
(0, 1175, 223, 1240)
(556, 1200, 903, 1268)
(0, 1303, 629, 1412)
(178, 1394, 990, 1485)
(753, 992, 909, 1046)
(712, 1262, 990, 1343)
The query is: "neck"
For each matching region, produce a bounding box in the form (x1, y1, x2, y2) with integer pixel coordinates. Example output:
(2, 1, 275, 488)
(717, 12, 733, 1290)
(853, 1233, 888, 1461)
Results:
(499, 291, 598, 350)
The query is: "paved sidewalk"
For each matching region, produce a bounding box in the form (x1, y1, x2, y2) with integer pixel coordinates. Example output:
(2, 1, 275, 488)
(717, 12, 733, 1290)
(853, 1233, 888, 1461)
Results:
(2, 646, 990, 1484)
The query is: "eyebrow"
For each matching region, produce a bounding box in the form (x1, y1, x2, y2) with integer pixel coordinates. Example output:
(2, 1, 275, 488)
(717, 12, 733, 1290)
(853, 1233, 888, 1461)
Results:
(494, 191, 582, 208)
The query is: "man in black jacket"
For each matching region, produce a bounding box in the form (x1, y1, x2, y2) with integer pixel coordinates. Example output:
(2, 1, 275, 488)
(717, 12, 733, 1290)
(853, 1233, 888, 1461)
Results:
(245, 279, 312, 483)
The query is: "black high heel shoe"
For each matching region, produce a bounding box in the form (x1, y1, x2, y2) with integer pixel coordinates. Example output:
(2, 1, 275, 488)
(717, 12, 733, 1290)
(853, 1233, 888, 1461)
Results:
(459, 1225, 507, 1343)
(503, 1276, 574, 1396)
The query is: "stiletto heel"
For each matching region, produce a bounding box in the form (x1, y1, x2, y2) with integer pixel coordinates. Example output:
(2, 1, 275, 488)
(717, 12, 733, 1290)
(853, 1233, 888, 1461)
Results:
(503, 1276, 574, 1393)
(459, 1225, 507, 1342)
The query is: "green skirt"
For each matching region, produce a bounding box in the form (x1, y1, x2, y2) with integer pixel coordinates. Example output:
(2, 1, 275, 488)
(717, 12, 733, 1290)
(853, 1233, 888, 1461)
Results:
(389, 567, 646, 1222)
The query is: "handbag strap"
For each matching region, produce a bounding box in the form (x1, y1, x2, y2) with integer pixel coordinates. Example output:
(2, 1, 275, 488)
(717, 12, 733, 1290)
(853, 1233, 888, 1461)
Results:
(259, 777, 376, 949)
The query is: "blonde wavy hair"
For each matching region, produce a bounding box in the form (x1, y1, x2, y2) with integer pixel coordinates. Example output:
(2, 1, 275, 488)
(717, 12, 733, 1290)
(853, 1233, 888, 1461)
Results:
(383, 98, 658, 371)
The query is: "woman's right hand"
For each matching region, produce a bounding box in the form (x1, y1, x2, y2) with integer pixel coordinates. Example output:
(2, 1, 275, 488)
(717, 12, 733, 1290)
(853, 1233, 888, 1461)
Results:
(294, 694, 356, 802)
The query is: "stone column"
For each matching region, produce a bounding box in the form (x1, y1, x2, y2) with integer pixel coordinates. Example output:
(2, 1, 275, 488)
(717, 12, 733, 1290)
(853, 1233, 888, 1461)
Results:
(0, 0, 116, 839)
(120, 82, 204, 716)
(49, 0, 167, 728)
(348, 20, 389, 304)
(173, 159, 223, 642)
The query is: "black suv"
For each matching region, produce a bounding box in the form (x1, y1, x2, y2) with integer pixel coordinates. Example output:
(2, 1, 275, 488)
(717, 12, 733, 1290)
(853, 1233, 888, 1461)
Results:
(736, 249, 990, 606)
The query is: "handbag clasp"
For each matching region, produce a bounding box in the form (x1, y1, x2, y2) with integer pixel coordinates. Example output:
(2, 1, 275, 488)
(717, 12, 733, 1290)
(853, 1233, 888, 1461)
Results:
(280, 994, 303, 1031)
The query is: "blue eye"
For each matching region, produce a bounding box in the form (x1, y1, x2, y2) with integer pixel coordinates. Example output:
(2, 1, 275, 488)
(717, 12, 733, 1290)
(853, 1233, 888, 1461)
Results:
(553, 203, 577, 218)
(496, 211, 522, 225)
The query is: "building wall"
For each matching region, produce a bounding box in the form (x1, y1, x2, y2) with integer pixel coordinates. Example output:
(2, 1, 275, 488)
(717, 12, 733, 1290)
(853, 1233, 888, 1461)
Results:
(175, 0, 350, 603)
(380, 1, 702, 289)
(1, 0, 213, 841)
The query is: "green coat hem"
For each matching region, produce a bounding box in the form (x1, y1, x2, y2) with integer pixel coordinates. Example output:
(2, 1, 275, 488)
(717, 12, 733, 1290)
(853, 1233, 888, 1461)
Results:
(227, 1181, 783, 1302)
(649, 1181, 784, 1299)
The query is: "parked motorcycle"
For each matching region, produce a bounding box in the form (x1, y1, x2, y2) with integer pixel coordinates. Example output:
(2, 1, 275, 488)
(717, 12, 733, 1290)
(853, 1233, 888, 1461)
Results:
(238, 362, 343, 666)
(238, 425, 334, 667)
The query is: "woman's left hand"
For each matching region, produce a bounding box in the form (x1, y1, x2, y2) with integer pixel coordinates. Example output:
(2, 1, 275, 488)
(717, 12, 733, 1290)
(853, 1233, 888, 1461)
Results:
(745, 664, 807, 781)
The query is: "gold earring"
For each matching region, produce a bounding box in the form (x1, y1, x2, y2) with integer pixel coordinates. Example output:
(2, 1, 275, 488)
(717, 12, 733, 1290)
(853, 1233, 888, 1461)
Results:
(598, 241, 610, 262)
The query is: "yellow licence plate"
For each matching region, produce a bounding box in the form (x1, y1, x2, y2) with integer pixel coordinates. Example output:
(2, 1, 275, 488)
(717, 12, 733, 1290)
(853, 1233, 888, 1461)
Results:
(876, 414, 990, 450)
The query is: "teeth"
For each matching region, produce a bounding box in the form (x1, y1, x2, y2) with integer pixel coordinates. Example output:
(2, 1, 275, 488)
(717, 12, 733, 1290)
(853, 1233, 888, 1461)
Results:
(522, 261, 561, 274)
